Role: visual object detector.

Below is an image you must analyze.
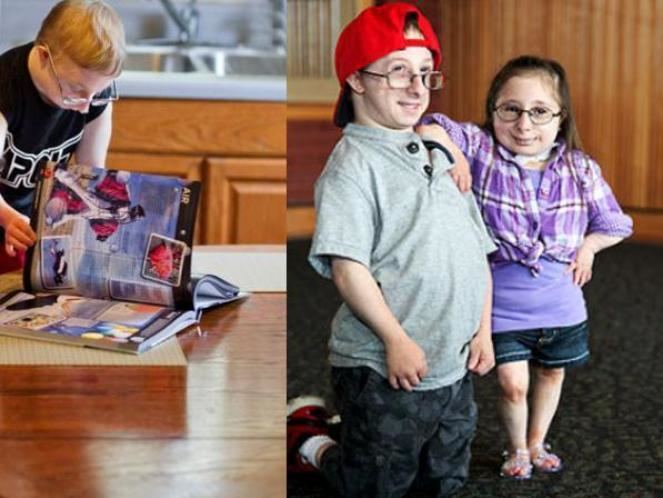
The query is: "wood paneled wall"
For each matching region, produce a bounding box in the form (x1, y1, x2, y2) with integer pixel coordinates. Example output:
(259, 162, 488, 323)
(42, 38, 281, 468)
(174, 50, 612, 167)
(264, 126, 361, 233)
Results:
(287, 105, 339, 205)
(287, 0, 663, 242)
(434, 0, 663, 213)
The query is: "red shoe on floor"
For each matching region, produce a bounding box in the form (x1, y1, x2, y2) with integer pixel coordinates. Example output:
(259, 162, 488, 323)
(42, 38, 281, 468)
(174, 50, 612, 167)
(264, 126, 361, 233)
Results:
(287, 396, 330, 473)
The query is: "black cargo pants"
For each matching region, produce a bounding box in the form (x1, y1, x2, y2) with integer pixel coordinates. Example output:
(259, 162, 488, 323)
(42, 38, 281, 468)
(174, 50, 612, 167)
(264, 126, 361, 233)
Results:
(320, 367, 477, 498)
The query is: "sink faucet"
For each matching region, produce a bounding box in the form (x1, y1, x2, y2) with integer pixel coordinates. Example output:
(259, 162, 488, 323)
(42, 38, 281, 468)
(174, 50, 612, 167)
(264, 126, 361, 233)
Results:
(157, 0, 199, 44)
(271, 0, 286, 51)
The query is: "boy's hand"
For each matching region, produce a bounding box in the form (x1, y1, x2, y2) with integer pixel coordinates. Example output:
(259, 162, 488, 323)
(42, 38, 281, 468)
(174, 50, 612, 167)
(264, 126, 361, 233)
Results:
(384, 334, 428, 391)
(467, 329, 495, 376)
(0, 205, 36, 256)
(416, 123, 472, 192)
(567, 244, 594, 287)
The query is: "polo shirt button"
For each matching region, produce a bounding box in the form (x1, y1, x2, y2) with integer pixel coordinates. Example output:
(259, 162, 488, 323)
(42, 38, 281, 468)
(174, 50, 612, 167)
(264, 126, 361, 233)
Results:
(423, 165, 433, 177)
(406, 142, 419, 154)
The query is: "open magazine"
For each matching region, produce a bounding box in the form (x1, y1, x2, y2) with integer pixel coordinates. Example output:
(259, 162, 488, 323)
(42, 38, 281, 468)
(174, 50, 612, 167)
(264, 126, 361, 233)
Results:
(0, 162, 246, 354)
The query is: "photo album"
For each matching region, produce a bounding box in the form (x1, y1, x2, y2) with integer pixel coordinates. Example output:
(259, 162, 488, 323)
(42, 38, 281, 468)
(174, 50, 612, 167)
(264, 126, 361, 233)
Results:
(0, 162, 246, 354)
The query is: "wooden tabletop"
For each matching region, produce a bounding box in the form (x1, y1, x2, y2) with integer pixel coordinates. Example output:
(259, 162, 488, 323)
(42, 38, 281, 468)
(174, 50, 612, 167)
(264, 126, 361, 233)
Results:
(0, 292, 286, 497)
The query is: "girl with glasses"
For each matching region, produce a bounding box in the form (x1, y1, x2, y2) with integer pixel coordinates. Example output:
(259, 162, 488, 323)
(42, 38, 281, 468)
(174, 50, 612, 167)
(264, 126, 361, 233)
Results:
(0, 0, 125, 272)
(418, 55, 632, 479)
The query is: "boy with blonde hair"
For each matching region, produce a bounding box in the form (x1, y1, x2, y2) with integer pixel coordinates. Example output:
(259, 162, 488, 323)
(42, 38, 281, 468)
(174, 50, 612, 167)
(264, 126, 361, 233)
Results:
(0, 0, 125, 271)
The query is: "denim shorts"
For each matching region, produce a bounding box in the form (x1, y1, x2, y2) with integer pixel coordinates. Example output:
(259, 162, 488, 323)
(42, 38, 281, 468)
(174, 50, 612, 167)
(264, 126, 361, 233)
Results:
(492, 321, 590, 368)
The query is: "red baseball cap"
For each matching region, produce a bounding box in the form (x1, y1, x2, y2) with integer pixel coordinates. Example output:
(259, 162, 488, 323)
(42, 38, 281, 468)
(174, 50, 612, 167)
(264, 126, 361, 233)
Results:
(333, 2, 442, 128)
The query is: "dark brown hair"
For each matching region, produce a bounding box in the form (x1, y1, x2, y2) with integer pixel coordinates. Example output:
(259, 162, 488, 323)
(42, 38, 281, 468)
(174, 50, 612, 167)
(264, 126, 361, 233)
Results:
(403, 12, 422, 35)
(482, 55, 582, 150)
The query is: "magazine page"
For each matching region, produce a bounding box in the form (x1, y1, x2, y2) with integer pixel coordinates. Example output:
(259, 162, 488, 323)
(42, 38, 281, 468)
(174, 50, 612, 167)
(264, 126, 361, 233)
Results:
(189, 274, 247, 311)
(0, 290, 195, 354)
(25, 163, 201, 308)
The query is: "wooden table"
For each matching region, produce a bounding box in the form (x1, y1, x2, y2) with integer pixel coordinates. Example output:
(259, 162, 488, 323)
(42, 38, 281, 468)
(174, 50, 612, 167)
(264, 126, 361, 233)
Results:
(0, 250, 286, 497)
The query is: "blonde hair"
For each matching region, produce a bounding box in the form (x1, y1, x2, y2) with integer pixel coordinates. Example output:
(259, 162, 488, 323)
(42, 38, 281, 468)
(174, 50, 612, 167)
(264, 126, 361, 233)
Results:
(36, 0, 126, 76)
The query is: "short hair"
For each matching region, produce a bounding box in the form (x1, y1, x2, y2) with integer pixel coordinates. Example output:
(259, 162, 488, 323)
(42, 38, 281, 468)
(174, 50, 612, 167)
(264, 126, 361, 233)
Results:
(334, 3, 441, 128)
(483, 55, 582, 150)
(403, 12, 422, 36)
(36, 0, 126, 77)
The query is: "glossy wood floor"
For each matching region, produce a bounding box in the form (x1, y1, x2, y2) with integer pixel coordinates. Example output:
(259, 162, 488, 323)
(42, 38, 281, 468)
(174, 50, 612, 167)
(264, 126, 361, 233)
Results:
(0, 294, 285, 498)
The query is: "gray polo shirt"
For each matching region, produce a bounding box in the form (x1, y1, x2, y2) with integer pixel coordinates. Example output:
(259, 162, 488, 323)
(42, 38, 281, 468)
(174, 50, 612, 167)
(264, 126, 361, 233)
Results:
(309, 123, 496, 390)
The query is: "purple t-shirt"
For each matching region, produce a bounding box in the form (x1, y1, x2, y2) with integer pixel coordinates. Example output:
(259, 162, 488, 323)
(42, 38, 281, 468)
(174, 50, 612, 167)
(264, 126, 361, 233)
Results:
(492, 256, 587, 332)
(492, 170, 587, 332)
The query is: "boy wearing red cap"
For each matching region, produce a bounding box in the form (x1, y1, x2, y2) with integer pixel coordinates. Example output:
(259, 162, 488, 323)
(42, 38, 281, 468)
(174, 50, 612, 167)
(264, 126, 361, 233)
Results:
(288, 3, 496, 496)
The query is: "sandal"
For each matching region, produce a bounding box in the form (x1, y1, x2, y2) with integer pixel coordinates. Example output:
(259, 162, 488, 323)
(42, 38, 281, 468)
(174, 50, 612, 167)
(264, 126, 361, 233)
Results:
(531, 443, 563, 473)
(500, 448, 533, 480)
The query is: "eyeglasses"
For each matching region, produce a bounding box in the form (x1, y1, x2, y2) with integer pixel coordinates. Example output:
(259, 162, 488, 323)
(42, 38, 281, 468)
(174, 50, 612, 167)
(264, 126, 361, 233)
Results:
(44, 45, 118, 107)
(494, 104, 563, 125)
(359, 68, 445, 90)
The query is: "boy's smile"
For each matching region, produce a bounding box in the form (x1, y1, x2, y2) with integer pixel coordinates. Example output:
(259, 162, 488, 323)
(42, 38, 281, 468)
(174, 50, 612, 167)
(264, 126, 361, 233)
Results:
(349, 45, 433, 132)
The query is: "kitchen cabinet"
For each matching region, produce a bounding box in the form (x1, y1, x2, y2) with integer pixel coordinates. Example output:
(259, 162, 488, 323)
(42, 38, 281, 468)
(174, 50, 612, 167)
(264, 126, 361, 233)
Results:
(108, 99, 286, 244)
(205, 157, 286, 244)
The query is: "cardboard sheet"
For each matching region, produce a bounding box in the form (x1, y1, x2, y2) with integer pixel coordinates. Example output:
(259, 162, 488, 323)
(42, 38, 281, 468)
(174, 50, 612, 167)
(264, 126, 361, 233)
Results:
(192, 245, 286, 292)
(0, 335, 186, 366)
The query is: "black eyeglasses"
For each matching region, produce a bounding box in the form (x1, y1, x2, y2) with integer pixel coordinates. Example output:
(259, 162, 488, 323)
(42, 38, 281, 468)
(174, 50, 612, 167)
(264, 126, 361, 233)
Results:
(494, 104, 564, 125)
(44, 44, 119, 107)
(359, 68, 445, 90)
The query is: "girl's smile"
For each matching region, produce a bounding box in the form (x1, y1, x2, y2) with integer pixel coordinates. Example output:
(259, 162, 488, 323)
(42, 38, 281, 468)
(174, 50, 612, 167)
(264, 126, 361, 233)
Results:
(493, 74, 563, 157)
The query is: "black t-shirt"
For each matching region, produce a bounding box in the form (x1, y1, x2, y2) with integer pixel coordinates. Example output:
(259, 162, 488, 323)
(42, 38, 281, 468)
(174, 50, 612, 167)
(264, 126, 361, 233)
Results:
(0, 42, 109, 216)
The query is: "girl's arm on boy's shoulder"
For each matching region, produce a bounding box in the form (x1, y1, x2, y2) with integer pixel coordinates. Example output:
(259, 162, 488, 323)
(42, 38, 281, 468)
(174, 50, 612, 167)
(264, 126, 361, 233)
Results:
(331, 257, 428, 392)
(418, 113, 484, 158)
(416, 113, 486, 193)
(417, 126, 471, 192)
(75, 104, 113, 167)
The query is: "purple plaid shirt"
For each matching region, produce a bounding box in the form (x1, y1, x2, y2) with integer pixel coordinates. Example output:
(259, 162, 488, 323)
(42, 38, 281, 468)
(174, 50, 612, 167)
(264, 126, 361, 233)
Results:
(421, 113, 633, 274)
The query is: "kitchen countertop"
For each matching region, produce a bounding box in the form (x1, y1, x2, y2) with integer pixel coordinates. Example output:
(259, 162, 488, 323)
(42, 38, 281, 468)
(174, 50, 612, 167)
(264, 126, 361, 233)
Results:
(117, 70, 285, 102)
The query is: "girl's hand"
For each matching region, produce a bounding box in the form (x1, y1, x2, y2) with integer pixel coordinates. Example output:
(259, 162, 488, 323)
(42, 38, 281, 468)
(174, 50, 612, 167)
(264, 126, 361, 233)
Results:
(449, 162, 472, 193)
(567, 244, 595, 287)
(384, 334, 428, 391)
(415, 123, 472, 192)
(0, 205, 36, 256)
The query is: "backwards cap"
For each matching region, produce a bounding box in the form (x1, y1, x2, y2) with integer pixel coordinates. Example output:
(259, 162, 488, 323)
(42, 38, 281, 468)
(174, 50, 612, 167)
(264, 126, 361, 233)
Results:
(333, 2, 442, 127)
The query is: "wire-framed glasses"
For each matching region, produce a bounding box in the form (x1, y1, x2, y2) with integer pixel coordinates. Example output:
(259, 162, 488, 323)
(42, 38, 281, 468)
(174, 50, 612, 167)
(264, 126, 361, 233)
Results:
(44, 44, 119, 107)
(360, 68, 445, 90)
(494, 104, 563, 125)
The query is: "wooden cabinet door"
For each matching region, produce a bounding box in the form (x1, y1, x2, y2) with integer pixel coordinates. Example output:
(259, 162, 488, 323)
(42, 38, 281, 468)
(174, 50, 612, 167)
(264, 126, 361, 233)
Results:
(106, 152, 204, 244)
(204, 158, 286, 244)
